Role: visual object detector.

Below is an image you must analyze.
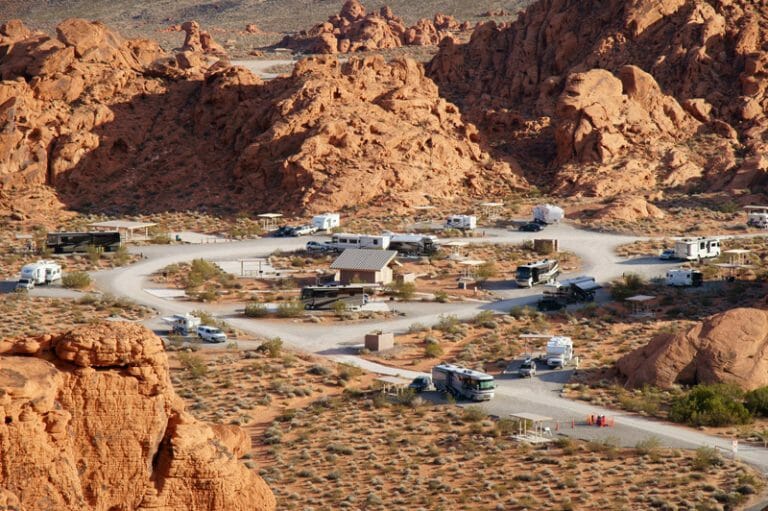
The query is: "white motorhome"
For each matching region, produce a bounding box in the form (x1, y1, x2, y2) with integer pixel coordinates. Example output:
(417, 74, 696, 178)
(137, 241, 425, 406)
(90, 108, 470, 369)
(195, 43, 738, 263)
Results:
(674, 237, 720, 261)
(545, 336, 573, 368)
(515, 259, 560, 288)
(20, 260, 61, 285)
(445, 215, 477, 230)
(329, 233, 390, 251)
(312, 213, 341, 231)
(162, 313, 202, 335)
(745, 206, 768, 228)
(432, 363, 495, 401)
(666, 268, 703, 287)
(533, 204, 565, 224)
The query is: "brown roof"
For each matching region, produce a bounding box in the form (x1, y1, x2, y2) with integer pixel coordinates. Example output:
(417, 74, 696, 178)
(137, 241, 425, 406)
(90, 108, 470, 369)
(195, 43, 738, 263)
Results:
(330, 249, 397, 271)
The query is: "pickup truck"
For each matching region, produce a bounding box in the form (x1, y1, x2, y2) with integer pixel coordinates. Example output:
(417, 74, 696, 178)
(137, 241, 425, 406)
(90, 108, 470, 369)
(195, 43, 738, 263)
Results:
(197, 325, 227, 343)
(291, 225, 318, 236)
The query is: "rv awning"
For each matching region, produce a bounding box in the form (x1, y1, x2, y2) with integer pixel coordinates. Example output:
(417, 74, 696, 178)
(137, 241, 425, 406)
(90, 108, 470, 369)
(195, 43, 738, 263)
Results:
(509, 412, 552, 423)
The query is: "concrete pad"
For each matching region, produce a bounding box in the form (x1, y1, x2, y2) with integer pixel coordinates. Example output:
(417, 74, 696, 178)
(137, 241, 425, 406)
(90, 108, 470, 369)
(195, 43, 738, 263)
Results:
(144, 288, 187, 299)
(171, 231, 231, 244)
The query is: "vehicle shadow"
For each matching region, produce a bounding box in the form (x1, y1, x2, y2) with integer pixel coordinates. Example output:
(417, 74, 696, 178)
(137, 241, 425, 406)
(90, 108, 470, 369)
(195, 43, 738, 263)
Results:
(0, 281, 18, 294)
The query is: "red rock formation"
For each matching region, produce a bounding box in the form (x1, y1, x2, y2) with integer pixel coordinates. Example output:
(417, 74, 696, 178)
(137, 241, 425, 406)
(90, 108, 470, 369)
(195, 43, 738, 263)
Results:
(0, 322, 275, 510)
(177, 20, 226, 57)
(0, 18, 524, 218)
(427, 0, 768, 198)
(278, 1, 464, 54)
(245, 23, 263, 35)
(617, 308, 768, 390)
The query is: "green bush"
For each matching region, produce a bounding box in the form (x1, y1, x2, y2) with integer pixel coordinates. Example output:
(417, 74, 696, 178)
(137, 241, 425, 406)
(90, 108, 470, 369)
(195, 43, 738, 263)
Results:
(462, 406, 487, 422)
(276, 301, 305, 318)
(476, 261, 498, 281)
(62, 271, 91, 289)
(337, 363, 363, 381)
(433, 290, 449, 303)
(669, 384, 752, 427)
(424, 342, 444, 358)
(259, 337, 283, 358)
(745, 386, 768, 417)
(244, 302, 268, 318)
(435, 314, 461, 334)
(113, 245, 131, 266)
(389, 281, 416, 300)
(692, 446, 722, 471)
(610, 272, 645, 301)
(177, 352, 208, 379)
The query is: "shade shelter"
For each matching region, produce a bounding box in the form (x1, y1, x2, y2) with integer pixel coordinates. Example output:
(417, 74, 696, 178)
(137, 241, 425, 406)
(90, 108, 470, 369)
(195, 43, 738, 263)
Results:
(257, 213, 283, 231)
(626, 294, 656, 317)
(88, 220, 157, 241)
(330, 249, 397, 285)
(480, 201, 504, 220)
(509, 412, 555, 443)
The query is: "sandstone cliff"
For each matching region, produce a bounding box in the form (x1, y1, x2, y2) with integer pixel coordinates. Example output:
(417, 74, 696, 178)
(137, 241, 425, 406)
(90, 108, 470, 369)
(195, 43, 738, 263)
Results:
(0, 18, 519, 219)
(427, 0, 768, 198)
(617, 308, 768, 390)
(0, 322, 275, 511)
(277, 0, 469, 54)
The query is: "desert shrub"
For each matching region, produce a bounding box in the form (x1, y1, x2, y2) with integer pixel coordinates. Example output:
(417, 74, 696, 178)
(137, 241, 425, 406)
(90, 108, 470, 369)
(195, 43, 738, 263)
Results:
(669, 384, 752, 426)
(389, 281, 416, 300)
(337, 363, 363, 381)
(258, 337, 283, 358)
(433, 290, 449, 303)
(189, 258, 220, 281)
(331, 300, 348, 317)
(424, 342, 444, 358)
(308, 364, 331, 376)
(692, 446, 723, 471)
(635, 436, 662, 456)
(408, 322, 428, 334)
(177, 352, 208, 379)
(744, 386, 768, 417)
(86, 244, 102, 264)
(62, 271, 91, 289)
(476, 261, 498, 281)
(150, 232, 172, 244)
(473, 310, 495, 324)
(244, 302, 268, 318)
(276, 301, 304, 318)
(435, 314, 461, 334)
(112, 245, 131, 266)
(190, 309, 220, 327)
(495, 418, 516, 436)
(610, 272, 645, 301)
(462, 406, 487, 422)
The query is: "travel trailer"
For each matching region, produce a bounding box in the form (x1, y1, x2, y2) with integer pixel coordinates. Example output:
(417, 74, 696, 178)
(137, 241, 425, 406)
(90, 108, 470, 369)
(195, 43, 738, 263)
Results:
(300, 284, 372, 310)
(328, 233, 390, 251)
(445, 215, 477, 230)
(312, 213, 341, 231)
(674, 237, 720, 261)
(666, 268, 703, 287)
(745, 206, 768, 228)
(20, 260, 61, 285)
(387, 233, 439, 256)
(532, 204, 564, 224)
(162, 314, 202, 335)
(545, 336, 573, 368)
(515, 259, 560, 288)
(432, 363, 495, 401)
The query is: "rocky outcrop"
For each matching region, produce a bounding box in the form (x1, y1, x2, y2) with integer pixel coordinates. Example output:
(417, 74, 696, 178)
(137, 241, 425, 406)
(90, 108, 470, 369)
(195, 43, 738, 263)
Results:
(0, 18, 523, 218)
(427, 0, 768, 197)
(592, 197, 665, 222)
(617, 308, 768, 390)
(177, 20, 226, 57)
(277, 0, 467, 54)
(0, 322, 275, 510)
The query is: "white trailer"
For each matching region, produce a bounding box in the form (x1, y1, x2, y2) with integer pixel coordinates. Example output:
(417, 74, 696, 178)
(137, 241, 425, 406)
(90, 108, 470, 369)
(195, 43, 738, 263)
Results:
(329, 233, 390, 251)
(162, 313, 202, 335)
(20, 260, 61, 285)
(545, 336, 573, 368)
(674, 237, 720, 261)
(515, 259, 560, 288)
(445, 215, 477, 230)
(666, 268, 703, 287)
(745, 206, 768, 228)
(533, 204, 564, 224)
(312, 213, 341, 231)
(431, 363, 495, 401)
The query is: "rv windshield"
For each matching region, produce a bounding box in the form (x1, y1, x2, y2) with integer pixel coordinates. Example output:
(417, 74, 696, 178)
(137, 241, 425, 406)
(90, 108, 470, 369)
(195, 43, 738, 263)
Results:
(477, 380, 495, 391)
(516, 267, 531, 279)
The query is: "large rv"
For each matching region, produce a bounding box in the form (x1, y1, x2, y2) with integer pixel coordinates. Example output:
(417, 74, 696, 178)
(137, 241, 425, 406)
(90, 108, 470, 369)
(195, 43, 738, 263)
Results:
(431, 363, 495, 401)
(300, 284, 372, 310)
(515, 259, 560, 288)
(538, 275, 601, 311)
(532, 204, 564, 224)
(545, 336, 573, 368)
(20, 260, 61, 285)
(328, 233, 390, 252)
(445, 215, 477, 230)
(312, 213, 341, 231)
(46, 231, 122, 254)
(387, 233, 439, 256)
(674, 237, 720, 261)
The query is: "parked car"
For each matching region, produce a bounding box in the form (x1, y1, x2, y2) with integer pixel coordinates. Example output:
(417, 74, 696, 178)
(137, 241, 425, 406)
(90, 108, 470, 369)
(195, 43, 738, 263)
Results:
(306, 241, 332, 252)
(518, 357, 537, 378)
(273, 225, 296, 237)
(408, 375, 433, 392)
(15, 278, 34, 291)
(197, 325, 227, 343)
(659, 248, 676, 260)
(519, 222, 544, 232)
(292, 225, 318, 236)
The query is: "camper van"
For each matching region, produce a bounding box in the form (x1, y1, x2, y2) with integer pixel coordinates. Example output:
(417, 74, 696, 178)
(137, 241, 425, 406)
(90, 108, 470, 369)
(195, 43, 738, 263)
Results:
(674, 237, 720, 261)
(328, 234, 390, 251)
(545, 336, 573, 368)
(533, 204, 565, 224)
(312, 213, 341, 231)
(20, 260, 62, 285)
(515, 259, 560, 288)
(666, 268, 703, 287)
(445, 215, 477, 230)
(162, 314, 202, 335)
(387, 233, 439, 256)
(432, 364, 495, 401)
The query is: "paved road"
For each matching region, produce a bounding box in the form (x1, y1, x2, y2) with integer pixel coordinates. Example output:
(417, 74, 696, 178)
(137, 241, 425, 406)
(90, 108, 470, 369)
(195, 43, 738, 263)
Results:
(91, 223, 768, 475)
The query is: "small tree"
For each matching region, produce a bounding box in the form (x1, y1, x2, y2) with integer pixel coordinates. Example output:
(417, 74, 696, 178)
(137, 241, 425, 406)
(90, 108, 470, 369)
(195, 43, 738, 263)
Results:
(745, 386, 768, 417)
(669, 384, 752, 427)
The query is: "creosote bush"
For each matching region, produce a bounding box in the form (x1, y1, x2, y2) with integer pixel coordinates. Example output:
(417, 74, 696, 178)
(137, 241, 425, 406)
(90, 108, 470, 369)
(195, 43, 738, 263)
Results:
(62, 271, 91, 289)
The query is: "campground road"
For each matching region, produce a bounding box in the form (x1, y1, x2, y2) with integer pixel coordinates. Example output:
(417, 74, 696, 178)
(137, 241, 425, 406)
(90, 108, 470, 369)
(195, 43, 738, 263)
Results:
(91, 223, 768, 474)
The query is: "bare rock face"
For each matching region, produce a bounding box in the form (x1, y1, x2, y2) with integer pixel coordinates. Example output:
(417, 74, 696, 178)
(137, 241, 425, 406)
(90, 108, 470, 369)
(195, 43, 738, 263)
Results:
(617, 308, 768, 390)
(592, 196, 665, 222)
(427, 0, 768, 197)
(0, 322, 276, 511)
(278, 1, 461, 54)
